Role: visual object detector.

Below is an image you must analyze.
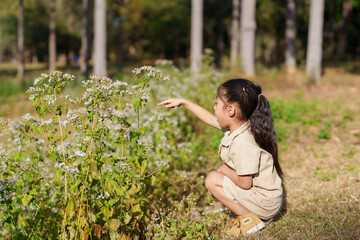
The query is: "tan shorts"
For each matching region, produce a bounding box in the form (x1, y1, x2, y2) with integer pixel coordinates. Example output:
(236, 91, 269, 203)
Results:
(223, 176, 282, 220)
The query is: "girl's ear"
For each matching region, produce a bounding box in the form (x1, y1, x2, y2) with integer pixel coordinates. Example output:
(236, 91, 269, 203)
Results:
(227, 105, 236, 117)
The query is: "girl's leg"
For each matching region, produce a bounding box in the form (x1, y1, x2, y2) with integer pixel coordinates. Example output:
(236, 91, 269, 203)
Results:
(205, 170, 249, 216)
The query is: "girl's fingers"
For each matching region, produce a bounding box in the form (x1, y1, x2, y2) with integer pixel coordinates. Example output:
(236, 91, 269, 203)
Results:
(158, 98, 181, 108)
(158, 99, 174, 106)
(157, 100, 171, 106)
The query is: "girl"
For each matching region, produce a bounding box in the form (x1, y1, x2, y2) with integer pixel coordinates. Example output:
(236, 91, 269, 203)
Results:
(158, 79, 284, 236)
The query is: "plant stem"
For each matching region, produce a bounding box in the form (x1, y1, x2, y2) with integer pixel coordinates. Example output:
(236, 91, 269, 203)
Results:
(89, 114, 97, 153)
(121, 129, 124, 158)
(54, 88, 68, 237)
(75, 114, 97, 239)
(137, 109, 140, 153)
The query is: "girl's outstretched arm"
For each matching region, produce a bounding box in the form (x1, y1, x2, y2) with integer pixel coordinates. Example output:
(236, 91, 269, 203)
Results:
(158, 98, 221, 130)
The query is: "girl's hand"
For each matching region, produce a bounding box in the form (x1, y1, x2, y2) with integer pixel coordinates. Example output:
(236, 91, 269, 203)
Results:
(158, 98, 221, 130)
(157, 98, 185, 109)
(218, 163, 253, 190)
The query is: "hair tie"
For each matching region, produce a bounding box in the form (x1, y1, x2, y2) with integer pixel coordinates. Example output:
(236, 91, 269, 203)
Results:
(258, 93, 263, 97)
(242, 87, 246, 92)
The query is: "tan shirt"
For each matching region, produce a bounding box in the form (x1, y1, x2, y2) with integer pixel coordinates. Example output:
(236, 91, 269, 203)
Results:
(219, 121, 283, 201)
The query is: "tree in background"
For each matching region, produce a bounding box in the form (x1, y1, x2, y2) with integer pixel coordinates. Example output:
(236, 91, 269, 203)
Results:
(0, 20, 2, 73)
(49, 0, 56, 72)
(285, 0, 296, 74)
(338, 0, 353, 60)
(240, 0, 256, 76)
(190, 0, 203, 73)
(306, 0, 325, 83)
(94, 0, 107, 76)
(230, 0, 240, 69)
(81, 0, 89, 78)
(1, 0, 360, 77)
(17, 0, 24, 80)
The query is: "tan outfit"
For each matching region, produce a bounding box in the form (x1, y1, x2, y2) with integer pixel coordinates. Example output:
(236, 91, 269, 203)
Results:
(219, 121, 283, 220)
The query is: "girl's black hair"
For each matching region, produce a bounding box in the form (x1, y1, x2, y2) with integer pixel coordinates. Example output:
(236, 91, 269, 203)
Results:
(217, 79, 284, 179)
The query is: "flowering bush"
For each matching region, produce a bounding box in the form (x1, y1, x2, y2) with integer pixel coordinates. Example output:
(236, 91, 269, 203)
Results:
(0, 68, 171, 239)
(0, 64, 229, 239)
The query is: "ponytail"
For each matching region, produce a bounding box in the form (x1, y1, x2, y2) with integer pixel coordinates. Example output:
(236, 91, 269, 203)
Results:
(218, 79, 284, 179)
(250, 94, 284, 179)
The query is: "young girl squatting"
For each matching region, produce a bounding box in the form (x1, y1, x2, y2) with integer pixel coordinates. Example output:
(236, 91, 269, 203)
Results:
(158, 79, 284, 236)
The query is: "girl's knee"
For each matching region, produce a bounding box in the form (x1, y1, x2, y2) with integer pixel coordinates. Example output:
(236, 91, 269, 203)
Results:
(205, 171, 222, 190)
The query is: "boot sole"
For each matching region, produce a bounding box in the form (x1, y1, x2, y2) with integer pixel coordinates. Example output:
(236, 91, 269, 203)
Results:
(244, 222, 266, 234)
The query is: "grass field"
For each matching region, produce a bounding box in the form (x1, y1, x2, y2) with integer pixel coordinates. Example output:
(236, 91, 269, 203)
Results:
(0, 63, 359, 239)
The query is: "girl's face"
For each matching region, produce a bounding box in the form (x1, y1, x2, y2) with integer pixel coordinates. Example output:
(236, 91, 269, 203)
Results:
(214, 96, 230, 129)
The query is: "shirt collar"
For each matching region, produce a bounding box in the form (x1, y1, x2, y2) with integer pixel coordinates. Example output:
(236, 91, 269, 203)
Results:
(221, 121, 250, 146)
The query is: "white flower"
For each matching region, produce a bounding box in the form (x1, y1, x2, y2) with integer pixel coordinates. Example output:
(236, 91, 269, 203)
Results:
(74, 151, 86, 157)
(34, 78, 41, 85)
(113, 81, 128, 87)
(36, 139, 45, 145)
(85, 98, 93, 105)
(141, 93, 150, 100)
(21, 113, 33, 121)
(44, 118, 53, 124)
(61, 120, 68, 127)
(44, 95, 55, 105)
(63, 73, 75, 81)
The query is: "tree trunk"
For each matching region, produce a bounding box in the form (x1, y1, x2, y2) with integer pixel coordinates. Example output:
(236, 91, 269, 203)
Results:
(337, 0, 353, 60)
(0, 20, 2, 74)
(306, 0, 325, 83)
(17, 0, 25, 80)
(215, 2, 224, 68)
(240, 0, 256, 76)
(49, 0, 56, 72)
(230, 0, 240, 69)
(327, 1, 336, 58)
(94, 0, 107, 76)
(190, 0, 203, 74)
(285, 0, 296, 74)
(81, 0, 90, 78)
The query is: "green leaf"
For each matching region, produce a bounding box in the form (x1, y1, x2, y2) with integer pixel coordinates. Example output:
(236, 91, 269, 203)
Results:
(108, 199, 118, 207)
(68, 227, 76, 240)
(101, 206, 113, 218)
(90, 159, 100, 179)
(151, 175, 156, 186)
(140, 160, 148, 177)
(124, 212, 132, 225)
(110, 231, 118, 240)
(88, 113, 94, 122)
(88, 212, 97, 223)
(39, 106, 46, 116)
(66, 200, 75, 219)
(133, 100, 140, 111)
(21, 194, 33, 207)
(131, 204, 141, 214)
(36, 126, 43, 134)
(115, 186, 125, 196)
(109, 219, 121, 231)
(55, 106, 62, 116)
(128, 184, 140, 195)
(138, 81, 145, 88)
(17, 214, 27, 228)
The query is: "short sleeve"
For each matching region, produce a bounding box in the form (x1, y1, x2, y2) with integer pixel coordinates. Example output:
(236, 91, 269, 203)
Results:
(229, 141, 261, 175)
